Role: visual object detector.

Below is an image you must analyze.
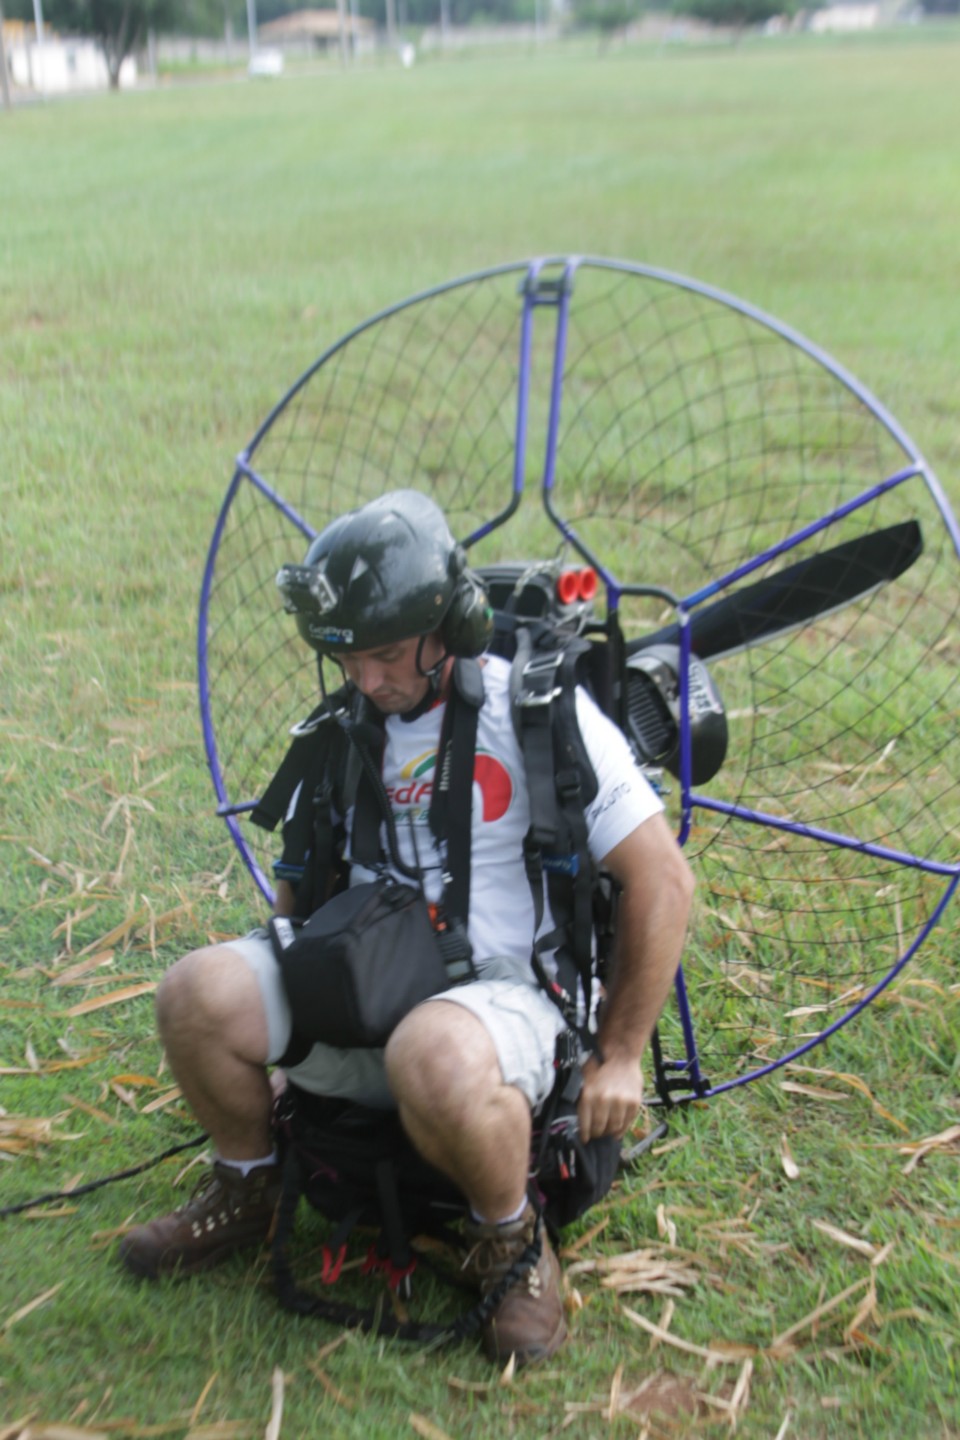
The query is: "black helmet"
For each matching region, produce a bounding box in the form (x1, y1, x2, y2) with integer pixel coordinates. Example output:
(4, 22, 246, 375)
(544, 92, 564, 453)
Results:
(276, 489, 492, 658)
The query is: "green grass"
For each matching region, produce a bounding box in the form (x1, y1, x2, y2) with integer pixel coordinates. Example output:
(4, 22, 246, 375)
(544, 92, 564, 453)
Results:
(2, 31, 959, 1439)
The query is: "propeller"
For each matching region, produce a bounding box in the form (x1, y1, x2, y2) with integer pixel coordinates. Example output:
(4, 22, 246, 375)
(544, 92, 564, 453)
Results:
(623, 520, 924, 784)
(627, 520, 923, 663)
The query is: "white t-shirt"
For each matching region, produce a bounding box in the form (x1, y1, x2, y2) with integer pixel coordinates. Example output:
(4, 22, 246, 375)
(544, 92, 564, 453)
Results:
(348, 654, 662, 967)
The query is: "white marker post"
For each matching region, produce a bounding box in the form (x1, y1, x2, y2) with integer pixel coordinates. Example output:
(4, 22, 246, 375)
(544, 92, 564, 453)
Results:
(31, 0, 46, 95)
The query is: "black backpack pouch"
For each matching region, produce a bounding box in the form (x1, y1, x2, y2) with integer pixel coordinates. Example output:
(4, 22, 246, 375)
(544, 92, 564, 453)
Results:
(271, 1085, 471, 1337)
(273, 1086, 463, 1237)
(267, 878, 453, 1048)
(532, 1096, 622, 1232)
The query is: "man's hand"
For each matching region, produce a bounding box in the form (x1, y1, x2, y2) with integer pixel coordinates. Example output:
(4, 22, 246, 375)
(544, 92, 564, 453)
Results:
(577, 1051, 645, 1143)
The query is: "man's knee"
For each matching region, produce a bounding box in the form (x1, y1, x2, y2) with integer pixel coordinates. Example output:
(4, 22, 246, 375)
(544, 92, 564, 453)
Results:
(156, 948, 213, 1039)
(156, 945, 262, 1051)
(385, 1001, 499, 1114)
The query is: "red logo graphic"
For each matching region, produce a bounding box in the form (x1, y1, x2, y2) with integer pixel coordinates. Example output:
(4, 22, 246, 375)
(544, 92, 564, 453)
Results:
(474, 753, 513, 823)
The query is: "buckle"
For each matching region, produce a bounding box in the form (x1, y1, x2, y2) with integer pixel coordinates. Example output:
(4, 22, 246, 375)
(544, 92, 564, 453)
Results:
(289, 703, 346, 738)
(554, 1029, 580, 1072)
(517, 652, 563, 709)
(554, 766, 582, 799)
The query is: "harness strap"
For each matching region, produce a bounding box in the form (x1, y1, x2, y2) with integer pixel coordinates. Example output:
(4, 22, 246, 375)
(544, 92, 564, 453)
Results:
(374, 1156, 414, 1278)
(512, 632, 602, 1026)
(350, 740, 387, 869)
(515, 653, 562, 848)
(249, 692, 351, 915)
(339, 703, 421, 883)
(523, 835, 577, 1023)
(249, 693, 348, 835)
(547, 722, 596, 1016)
(429, 657, 484, 930)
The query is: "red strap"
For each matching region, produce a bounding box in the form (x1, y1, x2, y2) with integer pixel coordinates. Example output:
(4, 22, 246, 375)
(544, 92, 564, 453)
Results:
(320, 1243, 347, 1285)
(363, 1243, 418, 1291)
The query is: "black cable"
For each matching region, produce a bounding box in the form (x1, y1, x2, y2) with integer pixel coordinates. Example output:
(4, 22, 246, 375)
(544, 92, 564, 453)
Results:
(0, 1132, 207, 1219)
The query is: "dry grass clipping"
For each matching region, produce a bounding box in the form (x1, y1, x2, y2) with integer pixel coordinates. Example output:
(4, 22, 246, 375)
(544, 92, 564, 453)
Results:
(899, 1124, 960, 1174)
(566, 1244, 703, 1298)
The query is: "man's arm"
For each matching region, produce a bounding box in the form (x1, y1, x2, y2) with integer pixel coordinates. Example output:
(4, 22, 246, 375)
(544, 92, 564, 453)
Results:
(577, 811, 694, 1143)
(274, 879, 297, 917)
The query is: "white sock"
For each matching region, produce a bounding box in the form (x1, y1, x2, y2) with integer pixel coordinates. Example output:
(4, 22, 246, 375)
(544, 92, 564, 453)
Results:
(217, 1150, 278, 1178)
(471, 1195, 529, 1228)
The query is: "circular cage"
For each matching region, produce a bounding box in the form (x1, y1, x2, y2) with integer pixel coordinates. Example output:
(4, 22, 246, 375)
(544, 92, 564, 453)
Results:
(200, 257, 960, 1098)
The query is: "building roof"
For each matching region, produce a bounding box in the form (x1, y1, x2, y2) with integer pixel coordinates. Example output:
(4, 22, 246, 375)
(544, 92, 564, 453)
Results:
(259, 8, 374, 39)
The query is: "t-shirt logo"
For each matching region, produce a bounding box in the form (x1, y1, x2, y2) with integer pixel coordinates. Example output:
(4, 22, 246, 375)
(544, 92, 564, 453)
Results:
(389, 751, 436, 810)
(473, 752, 512, 822)
(387, 749, 514, 823)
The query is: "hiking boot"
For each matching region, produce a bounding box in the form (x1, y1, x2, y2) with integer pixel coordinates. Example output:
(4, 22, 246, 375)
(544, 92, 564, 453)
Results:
(462, 1201, 567, 1364)
(118, 1161, 282, 1280)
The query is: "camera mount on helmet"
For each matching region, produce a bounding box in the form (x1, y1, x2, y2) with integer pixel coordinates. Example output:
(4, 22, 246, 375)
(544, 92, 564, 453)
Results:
(275, 562, 339, 620)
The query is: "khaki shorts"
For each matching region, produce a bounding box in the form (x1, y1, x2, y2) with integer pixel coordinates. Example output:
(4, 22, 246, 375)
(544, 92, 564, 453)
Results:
(228, 932, 567, 1112)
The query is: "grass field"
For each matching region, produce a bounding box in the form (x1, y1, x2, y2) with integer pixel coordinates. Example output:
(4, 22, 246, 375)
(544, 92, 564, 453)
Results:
(2, 29, 959, 1439)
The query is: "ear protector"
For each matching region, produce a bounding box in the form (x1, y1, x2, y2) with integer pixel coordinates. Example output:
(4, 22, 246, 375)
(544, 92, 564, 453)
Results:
(439, 547, 494, 658)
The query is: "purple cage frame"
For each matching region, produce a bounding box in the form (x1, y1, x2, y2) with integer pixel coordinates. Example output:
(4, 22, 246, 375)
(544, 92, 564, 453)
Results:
(199, 256, 960, 1102)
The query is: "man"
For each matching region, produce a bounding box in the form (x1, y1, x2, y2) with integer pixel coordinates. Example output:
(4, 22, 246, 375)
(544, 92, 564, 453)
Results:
(119, 490, 694, 1364)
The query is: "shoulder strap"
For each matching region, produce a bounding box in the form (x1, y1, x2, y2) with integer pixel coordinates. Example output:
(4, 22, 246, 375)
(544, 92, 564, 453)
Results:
(345, 698, 388, 871)
(429, 657, 485, 929)
(249, 688, 351, 835)
(249, 689, 351, 916)
(511, 627, 606, 1024)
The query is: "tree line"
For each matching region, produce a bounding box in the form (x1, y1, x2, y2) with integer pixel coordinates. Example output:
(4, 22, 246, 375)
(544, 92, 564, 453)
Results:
(5, 0, 956, 91)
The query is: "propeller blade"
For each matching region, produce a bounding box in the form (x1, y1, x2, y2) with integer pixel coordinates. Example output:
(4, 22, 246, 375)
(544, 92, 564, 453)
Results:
(629, 519, 923, 662)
